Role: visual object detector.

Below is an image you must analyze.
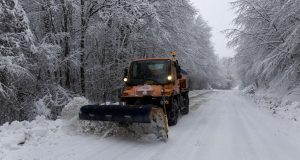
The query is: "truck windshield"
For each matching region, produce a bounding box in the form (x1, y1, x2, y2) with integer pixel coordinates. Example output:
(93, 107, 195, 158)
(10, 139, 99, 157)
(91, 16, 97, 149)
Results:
(127, 60, 170, 85)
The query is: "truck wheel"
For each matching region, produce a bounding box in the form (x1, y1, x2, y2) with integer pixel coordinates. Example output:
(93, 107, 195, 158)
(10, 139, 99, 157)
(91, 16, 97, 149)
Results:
(181, 95, 189, 115)
(168, 98, 179, 126)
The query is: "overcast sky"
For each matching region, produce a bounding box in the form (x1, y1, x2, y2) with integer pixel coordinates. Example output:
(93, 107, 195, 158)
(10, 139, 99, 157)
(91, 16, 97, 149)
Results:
(190, 0, 236, 58)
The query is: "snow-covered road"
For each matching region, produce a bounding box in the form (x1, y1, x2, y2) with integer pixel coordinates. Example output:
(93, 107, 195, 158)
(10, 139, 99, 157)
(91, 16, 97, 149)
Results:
(2, 90, 300, 160)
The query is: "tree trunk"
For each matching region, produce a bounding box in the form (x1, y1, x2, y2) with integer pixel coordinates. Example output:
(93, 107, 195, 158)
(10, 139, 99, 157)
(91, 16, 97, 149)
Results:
(61, 0, 71, 89)
(80, 0, 86, 96)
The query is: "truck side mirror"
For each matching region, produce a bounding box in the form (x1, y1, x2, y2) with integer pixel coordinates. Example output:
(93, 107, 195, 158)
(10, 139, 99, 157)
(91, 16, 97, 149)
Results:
(124, 68, 128, 77)
(177, 74, 182, 79)
(178, 66, 181, 73)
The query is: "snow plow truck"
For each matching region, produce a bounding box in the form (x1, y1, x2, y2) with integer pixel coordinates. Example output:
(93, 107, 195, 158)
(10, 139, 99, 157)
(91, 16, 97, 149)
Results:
(79, 52, 189, 141)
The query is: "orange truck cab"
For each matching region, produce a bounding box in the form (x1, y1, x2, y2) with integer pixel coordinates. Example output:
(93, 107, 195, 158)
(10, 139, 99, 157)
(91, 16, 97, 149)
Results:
(122, 58, 189, 126)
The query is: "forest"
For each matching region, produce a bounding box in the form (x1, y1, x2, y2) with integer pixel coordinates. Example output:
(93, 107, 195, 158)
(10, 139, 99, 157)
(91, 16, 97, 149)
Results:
(1, 0, 299, 125)
(228, 0, 300, 95)
(1, 0, 300, 158)
(0, 0, 226, 124)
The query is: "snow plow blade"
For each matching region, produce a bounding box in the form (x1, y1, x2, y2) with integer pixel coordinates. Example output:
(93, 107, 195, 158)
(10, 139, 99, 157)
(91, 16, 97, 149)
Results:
(79, 104, 169, 141)
(79, 105, 154, 123)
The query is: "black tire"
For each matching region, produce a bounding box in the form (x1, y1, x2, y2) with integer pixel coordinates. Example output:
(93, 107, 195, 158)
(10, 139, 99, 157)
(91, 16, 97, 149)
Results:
(181, 94, 189, 115)
(168, 98, 179, 126)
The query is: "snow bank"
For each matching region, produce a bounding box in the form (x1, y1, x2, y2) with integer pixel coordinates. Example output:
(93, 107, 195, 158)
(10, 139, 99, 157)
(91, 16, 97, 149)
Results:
(243, 85, 300, 124)
(0, 116, 63, 159)
(61, 97, 89, 120)
(0, 96, 163, 159)
(0, 97, 90, 158)
(242, 84, 256, 94)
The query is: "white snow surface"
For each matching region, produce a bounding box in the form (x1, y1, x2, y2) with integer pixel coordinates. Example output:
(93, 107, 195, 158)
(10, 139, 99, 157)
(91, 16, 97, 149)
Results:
(1, 90, 300, 160)
(243, 85, 300, 124)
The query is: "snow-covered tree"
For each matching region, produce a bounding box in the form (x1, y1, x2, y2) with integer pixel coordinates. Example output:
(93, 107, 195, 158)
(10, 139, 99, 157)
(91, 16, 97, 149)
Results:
(228, 0, 300, 92)
(0, 0, 36, 123)
(0, 0, 72, 124)
(0, 0, 224, 124)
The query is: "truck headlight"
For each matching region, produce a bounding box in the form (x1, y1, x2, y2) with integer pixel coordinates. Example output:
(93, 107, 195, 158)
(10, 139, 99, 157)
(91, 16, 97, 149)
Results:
(167, 75, 172, 81)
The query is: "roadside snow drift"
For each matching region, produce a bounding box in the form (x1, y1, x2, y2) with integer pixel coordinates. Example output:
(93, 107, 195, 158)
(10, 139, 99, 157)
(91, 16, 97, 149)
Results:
(0, 116, 63, 159)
